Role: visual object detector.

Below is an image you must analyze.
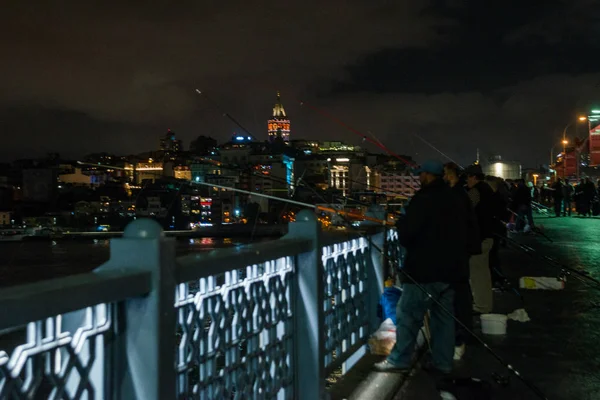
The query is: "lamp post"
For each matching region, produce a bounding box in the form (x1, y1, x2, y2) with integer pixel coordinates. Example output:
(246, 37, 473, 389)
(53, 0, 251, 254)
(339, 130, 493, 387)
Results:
(562, 139, 568, 178)
(558, 116, 587, 179)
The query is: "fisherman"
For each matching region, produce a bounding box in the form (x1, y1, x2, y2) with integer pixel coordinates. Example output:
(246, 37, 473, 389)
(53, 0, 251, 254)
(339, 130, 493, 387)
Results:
(443, 162, 479, 361)
(512, 179, 534, 231)
(375, 160, 468, 375)
(465, 164, 495, 314)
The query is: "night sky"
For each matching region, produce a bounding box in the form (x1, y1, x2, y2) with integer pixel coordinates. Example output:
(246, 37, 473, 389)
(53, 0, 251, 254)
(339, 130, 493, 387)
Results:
(2, 1, 600, 166)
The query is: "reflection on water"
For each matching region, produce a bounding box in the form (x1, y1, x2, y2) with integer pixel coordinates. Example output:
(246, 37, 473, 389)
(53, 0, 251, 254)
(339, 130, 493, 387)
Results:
(0, 236, 271, 288)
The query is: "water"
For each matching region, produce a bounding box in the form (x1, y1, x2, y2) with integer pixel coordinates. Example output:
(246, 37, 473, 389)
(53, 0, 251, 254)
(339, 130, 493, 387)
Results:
(0, 237, 271, 288)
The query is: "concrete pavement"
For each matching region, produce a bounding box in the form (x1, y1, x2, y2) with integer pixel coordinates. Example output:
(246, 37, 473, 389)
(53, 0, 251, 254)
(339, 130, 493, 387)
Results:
(396, 216, 600, 400)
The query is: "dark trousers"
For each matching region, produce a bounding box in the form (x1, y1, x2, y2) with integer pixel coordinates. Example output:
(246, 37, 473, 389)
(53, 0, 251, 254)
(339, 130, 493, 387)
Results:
(452, 281, 473, 346)
(553, 199, 563, 217)
(563, 198, 572, 216)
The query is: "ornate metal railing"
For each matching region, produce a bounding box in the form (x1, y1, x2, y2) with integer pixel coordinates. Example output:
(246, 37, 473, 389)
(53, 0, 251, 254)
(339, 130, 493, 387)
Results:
(0, 212, 397, 400)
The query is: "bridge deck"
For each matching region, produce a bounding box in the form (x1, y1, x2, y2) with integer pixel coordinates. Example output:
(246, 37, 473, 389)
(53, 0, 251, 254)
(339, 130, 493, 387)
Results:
(335, 216, 600, 400)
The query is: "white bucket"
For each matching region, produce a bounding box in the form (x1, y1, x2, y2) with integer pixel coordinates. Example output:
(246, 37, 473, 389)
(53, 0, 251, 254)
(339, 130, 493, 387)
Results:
(480, 314, 508, 335)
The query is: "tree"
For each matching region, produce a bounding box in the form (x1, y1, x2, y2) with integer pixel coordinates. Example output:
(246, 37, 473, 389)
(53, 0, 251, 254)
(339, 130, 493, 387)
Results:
(190, 136, 217, 155)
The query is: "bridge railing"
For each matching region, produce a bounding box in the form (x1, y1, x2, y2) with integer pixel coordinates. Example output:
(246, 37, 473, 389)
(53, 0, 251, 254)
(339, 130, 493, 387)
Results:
(0, 211, 398, 400)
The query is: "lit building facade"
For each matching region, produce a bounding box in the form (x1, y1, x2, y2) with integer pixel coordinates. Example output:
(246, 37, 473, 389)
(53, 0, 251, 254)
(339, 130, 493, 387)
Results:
(268, 92, 290, 143)
(376, 172, 420, 198)
(160, 129, 183, 160)
(327, 157, 370, 197)
(174, 166, 192, 181)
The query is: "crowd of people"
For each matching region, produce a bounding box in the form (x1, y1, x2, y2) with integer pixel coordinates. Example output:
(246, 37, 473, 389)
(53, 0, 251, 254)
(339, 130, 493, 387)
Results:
(546, 177, 600, 217)
(374, 160, 524, 378)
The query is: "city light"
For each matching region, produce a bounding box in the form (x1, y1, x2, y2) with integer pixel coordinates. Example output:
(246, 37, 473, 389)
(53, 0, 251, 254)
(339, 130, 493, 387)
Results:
(578, 116, 587, 121)
(336, 158, 350, 162)
(591, 110, 600, 114)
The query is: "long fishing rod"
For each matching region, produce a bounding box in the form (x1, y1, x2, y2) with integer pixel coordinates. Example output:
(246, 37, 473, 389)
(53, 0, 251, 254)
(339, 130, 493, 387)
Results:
(195, 89, 257, 138)
(95, 152, 548, 399)
(411, 133, 462, 167)
(191, 180, 393, 226)
(192, 91, 548, 398)
(503, 234, 600, 288)
(195, 155, 412, 200)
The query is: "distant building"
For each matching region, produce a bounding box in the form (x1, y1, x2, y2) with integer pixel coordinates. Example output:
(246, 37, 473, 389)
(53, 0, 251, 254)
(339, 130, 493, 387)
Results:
(58, 168, 93, 186)
(267, 92, 290, 143)
(160, 129, 183, 160)
(376, 172, 419, 198)
(135, 161, 174, 184)
(0, 211, 11, 226)
(327, 156, 370, 197)
(174, 166, 192, 181)
(22, 169, 57, 202)
(483, 156, 521, 180)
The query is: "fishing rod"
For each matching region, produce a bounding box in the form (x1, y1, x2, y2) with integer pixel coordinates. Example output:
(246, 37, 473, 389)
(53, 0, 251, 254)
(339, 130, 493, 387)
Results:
(192, 90, 548, 398)
(194, 155, 412, 201)
(195, 89, 419, 199)
(503, 234, 600, 289)
(195, 89, 257, 138)
(411, 133, 462, 167)
(191, 180, 393, 226)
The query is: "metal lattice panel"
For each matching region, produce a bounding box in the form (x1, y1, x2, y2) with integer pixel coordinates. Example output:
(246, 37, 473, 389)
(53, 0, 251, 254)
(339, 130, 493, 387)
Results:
(386, 228, 404, 273)
(175, 256, 294, 400)
(0, 304, 110, 400)
(322, 237, 370, 371)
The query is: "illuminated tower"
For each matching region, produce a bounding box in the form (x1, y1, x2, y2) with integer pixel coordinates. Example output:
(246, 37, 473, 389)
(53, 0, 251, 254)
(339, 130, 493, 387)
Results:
(268, 92, 290, 143)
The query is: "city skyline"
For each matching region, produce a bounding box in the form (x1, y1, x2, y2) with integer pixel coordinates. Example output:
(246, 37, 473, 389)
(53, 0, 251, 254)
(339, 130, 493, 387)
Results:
(2, 2, 600, 166)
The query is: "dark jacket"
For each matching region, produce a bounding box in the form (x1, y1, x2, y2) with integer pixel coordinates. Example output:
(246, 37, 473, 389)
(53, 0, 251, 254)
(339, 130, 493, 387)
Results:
(396, 178, 469, 284)
(468, 181, 495, 240)
(490, 191, 508, 235)
(451, 184, 481, 256)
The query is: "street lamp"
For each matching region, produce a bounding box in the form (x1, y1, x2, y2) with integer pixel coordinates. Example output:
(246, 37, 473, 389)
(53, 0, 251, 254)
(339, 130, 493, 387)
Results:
(532, 173, 539, 186)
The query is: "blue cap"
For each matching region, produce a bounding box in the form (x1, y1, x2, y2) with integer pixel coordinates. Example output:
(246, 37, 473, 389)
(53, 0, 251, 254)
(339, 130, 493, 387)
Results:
(414, 160, 444, 176)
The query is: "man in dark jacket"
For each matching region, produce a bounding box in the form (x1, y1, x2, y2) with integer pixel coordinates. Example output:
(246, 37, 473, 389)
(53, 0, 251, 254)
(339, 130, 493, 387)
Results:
(375, 160, 468, 374)
(465, 164, 495, 314)
(443, 162, 479, 361)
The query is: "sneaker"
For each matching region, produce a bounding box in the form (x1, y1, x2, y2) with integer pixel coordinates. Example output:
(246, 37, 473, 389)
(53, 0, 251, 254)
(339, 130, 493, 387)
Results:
(373, 360, 410, 373)
(454, 344, 465, 361)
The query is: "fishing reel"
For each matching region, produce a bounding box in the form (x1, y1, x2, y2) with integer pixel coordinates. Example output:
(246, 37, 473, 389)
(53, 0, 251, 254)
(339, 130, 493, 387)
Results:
(492, 372, 510, 387)
(558, 269, 570, 281)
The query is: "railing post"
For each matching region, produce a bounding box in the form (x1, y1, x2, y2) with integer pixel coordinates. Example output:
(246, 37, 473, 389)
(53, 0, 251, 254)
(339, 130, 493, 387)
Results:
(285, 210, 326, 400)
(366, 229, 386, 333)
(97, 218, 176, 400)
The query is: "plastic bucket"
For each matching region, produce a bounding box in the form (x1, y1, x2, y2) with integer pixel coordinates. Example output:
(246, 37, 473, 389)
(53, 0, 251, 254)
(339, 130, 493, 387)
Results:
(480, 314, 508, 335)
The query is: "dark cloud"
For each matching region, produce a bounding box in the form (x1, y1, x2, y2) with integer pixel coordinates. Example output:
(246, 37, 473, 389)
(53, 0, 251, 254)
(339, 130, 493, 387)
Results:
(1, 1, 599, 165)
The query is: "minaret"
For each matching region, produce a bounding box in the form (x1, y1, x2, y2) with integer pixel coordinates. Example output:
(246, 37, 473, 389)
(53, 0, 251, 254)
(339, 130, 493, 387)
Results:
(268, 91, 291, 143)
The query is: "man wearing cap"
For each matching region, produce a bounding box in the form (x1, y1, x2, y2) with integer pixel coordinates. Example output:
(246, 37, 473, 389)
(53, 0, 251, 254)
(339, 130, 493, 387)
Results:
(375, 160, 468, 375)
(464, 164, 495, 314)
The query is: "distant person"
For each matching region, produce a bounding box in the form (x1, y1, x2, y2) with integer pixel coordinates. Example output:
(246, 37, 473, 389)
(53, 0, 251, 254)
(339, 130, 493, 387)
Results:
(551, 178, 564, 218)
(375, 160, 468, 375)
(512, 180, 534, 231)
(574, 179, 584, 215)
(562, 179, 573, 217)
(465, 164, 495, 314)
(584, 178, 596, 217)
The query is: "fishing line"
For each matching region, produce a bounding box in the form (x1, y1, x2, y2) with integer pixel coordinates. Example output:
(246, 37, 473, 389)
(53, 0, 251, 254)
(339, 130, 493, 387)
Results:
(87, 161, 548, 399)
(502, 234, 600, 289)
(411, 133, 462, 167)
